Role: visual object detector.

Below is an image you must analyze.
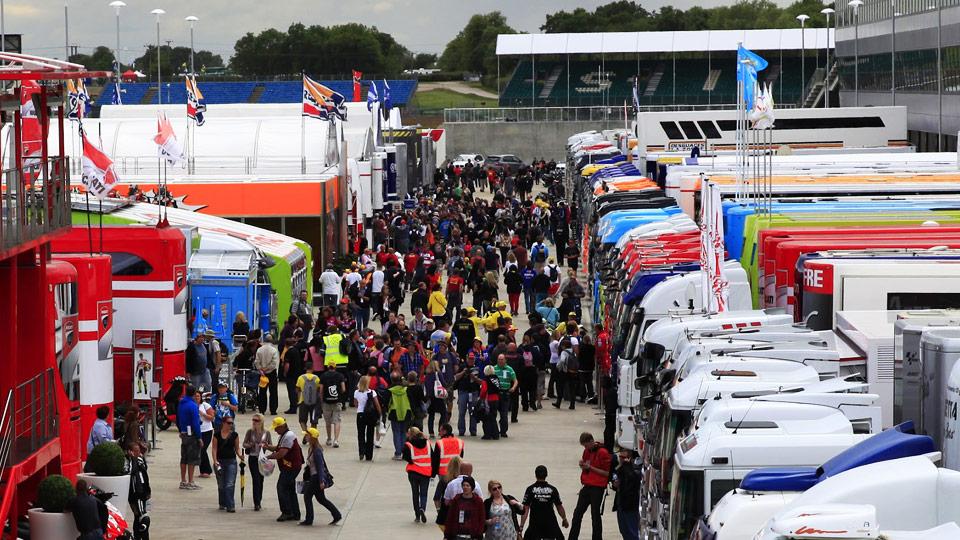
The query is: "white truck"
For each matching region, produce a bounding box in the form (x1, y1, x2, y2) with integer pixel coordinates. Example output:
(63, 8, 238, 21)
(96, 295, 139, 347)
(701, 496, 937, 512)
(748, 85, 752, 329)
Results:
(761, 505, 960, 540)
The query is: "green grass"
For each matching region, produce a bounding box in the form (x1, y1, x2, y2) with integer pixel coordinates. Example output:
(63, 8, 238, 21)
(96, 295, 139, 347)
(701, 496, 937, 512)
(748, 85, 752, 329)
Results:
(411, 88, 497, 111)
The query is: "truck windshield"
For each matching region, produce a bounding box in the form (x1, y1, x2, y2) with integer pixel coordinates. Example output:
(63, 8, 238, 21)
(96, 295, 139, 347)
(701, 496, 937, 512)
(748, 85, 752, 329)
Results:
(658, 411, 691, 498)
(668, 468, 704, 540)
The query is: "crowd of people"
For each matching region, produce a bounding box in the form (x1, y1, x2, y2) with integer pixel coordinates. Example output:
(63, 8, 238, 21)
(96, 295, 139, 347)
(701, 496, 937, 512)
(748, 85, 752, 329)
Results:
(159, 161, 642, 539)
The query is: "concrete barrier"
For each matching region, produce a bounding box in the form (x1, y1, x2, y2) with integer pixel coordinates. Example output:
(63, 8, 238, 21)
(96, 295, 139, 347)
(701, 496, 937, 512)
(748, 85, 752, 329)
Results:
(444, 119, 622, 162)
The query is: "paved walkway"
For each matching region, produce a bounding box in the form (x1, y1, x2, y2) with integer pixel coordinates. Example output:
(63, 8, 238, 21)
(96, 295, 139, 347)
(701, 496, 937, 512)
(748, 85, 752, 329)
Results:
(148, 190, 616, 539)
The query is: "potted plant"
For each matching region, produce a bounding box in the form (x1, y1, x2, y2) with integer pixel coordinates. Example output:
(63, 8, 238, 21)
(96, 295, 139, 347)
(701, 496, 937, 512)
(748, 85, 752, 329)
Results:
(28, 474, 79, 540)
(79, 441, 131, 521)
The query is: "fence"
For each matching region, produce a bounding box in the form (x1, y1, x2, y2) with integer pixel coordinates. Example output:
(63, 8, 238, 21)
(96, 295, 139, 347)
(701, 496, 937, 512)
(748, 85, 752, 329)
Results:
(68, 155, 338, 177)
(13, 370, 58, 462)
(443, 103, 798, 123)
(1, 157, 71, 256)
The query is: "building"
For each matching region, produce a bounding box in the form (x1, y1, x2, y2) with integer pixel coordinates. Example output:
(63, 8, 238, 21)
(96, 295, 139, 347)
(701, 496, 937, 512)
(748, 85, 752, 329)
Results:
(835, 0, 959, 150)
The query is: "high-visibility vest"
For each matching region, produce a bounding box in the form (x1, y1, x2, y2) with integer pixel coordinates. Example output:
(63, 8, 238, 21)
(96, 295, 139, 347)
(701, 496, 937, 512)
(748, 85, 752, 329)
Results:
(437, 436, 464, 477)
(405, 441, 432, 477)
(323, 333, 348, 366)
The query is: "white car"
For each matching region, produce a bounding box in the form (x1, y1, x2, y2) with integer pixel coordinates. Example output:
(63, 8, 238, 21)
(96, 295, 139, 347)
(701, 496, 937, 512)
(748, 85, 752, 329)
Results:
(451, 153, 484, 168)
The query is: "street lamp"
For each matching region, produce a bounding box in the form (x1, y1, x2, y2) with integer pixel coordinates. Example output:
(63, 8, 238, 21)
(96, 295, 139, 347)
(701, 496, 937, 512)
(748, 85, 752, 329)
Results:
(797, 14, 809, 100)
(892, 0, 899, 104)
(64, 0, 70, 61)
(151, 8, 165, 104)
(108, 1, 125, 66)
(821, 7, 835, 107)
(185, 15, 198, 75)
(848, 0, 863, 106)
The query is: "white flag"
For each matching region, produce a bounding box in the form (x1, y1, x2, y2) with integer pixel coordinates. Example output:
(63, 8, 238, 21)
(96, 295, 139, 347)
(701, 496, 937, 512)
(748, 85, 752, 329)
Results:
(153, 112, 185, 167)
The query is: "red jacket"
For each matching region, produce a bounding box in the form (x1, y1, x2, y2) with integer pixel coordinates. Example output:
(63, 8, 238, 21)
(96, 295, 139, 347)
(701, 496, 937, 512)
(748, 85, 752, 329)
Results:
(580, 443, 612, 488)
(596, 330, 612, 375)
(444, 494, 486, 538)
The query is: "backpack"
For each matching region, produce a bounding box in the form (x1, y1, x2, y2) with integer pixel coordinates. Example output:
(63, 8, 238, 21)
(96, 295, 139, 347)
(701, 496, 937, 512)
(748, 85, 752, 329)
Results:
(362, 390, 378, 415)
(302, 375, 319, 406)
(280, 436, 304, 472)
(548, 265, 559, 281)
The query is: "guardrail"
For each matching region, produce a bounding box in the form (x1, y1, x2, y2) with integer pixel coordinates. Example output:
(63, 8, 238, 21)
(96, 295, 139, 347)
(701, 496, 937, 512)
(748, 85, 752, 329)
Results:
(67, 156, 338, 177)
(443, 103, 799, 123)
(13, 369, 58, 461)
(1, 157, 71, 257)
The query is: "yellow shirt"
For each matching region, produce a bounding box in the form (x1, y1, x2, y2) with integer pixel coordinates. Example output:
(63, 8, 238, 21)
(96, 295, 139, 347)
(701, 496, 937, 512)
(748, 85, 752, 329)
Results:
(467, 315, 483, 336)
(482, 309, 511, 331)
(295, 373, 321, 405)
(428, 290, 448, 317)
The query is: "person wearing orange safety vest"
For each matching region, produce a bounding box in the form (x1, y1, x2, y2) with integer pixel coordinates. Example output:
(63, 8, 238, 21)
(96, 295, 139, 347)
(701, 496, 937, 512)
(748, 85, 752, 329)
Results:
(431, 423, 465, 478)
(403, 426, 433, 523)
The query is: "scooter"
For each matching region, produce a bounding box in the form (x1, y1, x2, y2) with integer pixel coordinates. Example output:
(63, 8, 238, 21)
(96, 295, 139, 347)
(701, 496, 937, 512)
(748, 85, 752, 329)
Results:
(156, 376, 188, 431)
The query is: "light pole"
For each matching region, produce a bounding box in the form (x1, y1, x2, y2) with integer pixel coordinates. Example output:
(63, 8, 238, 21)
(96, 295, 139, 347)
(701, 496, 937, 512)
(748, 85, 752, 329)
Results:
(821, 7, 835, 107)
(151, 8, 165, 104)
(849, 0, 863, 106)
(892, 0, 898, 104)
(108, 1, 125, 66)
(185, 15, 198, 75)
(797, 14, 809, 100)
(64, 0, 70, 60)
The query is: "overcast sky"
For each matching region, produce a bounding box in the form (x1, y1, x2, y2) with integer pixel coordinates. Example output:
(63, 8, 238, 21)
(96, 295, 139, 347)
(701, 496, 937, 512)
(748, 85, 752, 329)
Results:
(12, 0, 741, 64)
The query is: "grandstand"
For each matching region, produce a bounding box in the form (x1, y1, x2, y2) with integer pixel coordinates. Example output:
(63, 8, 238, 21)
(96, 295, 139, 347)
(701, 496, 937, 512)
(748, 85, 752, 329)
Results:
(96, 79, 417, 108)
(496, 29, 832, 108)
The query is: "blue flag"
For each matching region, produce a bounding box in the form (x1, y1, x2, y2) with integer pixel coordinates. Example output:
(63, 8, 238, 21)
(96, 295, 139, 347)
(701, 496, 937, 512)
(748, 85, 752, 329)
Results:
(737, 45, 768, 110)
(382, 79, 392, 116)
(366, 81, 379, 112)
(192, 300, 208, 336)
(111, 60, 124, 105)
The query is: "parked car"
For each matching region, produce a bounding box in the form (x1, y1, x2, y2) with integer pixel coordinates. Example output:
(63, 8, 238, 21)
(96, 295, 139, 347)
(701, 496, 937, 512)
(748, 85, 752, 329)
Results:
(484, 154, 525, 175)
(451, 153, 485, 168)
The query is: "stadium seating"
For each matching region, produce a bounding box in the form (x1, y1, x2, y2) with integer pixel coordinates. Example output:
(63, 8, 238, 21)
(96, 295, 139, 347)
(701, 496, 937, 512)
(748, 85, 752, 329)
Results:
(95, 79, 417, 107)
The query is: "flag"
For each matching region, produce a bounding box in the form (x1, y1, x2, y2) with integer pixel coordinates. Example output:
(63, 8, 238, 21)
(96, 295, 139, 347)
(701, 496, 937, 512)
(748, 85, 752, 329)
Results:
(737, 45, 768, 110)
(80, 127, 120, 200)
(699, 180, 728, 313)
(153, 112, 186, 167)
(20, 80, 43, 178)
(352, 70, 363, 102)
(185, 75, 206, 126)
(67, 79, 91, 121)
(366, 81, 379, 112)
(192, 300, 208, 336)
(631, 77, 640, 114)
(749, 83, 776, 130)
(302, 75, 347, 121)
(382, 79, 392, 117)
(111, 60, 124, 105)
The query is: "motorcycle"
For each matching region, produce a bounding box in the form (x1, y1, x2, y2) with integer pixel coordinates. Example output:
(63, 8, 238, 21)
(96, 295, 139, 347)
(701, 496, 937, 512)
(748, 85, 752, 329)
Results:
(156, 376, 188, 431)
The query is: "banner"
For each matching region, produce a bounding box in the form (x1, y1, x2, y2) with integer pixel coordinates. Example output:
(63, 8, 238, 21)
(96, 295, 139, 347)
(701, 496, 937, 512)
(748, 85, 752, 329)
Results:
(67, 79, 91, 121)
(132, 330, 162, 401)
(20, 80, 44, 176)
(80, 129, 119, 199)
(352, 70, 363, 102)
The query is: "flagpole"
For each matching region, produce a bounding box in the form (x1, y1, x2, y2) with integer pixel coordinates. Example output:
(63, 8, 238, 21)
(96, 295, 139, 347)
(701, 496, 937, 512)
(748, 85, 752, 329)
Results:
(301, 71, 306, 174)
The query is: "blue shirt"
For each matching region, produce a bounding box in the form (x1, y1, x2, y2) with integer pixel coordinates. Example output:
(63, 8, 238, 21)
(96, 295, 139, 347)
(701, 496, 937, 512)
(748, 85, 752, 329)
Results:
(86, 418, 113, 454)
(210, 392, 238, 427)
(536, 304, 560, 327)
(176, 396, 201, 438)
(521, 268, 536, 289)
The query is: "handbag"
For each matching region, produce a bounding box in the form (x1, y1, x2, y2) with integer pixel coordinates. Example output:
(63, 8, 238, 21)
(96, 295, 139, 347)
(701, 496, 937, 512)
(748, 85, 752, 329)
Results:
(434, 378, 449, 400)
(257, 447, 275, 477)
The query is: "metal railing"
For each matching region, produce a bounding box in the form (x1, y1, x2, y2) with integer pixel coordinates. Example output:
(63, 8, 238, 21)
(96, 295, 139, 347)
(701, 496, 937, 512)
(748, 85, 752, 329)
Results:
(443, 103, 799, 123)
(68, 155, 338, 177)
(0, 390, 15, 478)
(1, 157, 71, 255)
(13, 370, 58, 461)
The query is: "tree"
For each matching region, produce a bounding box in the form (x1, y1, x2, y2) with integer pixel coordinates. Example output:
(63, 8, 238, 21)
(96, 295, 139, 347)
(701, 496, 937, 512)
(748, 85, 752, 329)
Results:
(69, 46, 118, 71)
(439, 12, 516, 76)
(133, 46, 223, 80)
(410, 53, 438, 70)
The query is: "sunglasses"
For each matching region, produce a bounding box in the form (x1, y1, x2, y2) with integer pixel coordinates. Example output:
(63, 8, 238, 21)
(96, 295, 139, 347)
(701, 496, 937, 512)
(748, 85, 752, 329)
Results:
(252, 419, 261, 422)
(491, 486, 502, 491)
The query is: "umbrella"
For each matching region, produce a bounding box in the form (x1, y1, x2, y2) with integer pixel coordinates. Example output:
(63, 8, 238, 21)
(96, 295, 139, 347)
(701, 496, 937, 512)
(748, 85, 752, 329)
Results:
(239, 461, 246, 507)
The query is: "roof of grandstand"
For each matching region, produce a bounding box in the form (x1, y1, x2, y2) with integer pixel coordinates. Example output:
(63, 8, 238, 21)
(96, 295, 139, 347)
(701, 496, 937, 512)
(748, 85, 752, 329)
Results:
(96, 79, 417, 107)
(496, 28, 833, 56)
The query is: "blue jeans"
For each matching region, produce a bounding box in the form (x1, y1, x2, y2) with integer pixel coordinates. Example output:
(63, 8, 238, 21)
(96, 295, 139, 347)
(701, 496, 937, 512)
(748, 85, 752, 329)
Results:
(216, 459, 237, 510)
(277, 468, 300, 518)
(523, 288, 533, 313)
(391, 419, 407, 457)
(498, 394, 511, 435)
(408, 471, 431, 514)
(617, 510, 640, 540)
(457, 391, 478, 435)
(303, 474, 341, 524)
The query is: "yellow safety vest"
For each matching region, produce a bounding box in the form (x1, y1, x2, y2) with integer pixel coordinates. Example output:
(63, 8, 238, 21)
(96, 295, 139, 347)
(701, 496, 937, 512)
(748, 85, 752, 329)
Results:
(323, 333, 348, 366)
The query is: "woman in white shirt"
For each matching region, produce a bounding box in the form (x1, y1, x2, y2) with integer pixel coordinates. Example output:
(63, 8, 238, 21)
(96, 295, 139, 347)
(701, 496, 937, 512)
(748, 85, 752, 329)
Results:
(548, 334, 561, 401)
(198, 392, 215, 478)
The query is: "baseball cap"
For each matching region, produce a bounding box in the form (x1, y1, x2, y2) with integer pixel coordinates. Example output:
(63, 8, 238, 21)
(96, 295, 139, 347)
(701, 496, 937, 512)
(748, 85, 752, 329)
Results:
(271, 417, 287, 429)
(306, 427, 321, 440)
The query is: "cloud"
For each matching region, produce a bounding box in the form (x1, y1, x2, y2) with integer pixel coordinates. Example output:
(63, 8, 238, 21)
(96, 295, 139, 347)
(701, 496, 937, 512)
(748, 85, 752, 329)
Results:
(6, 3, 42, 18)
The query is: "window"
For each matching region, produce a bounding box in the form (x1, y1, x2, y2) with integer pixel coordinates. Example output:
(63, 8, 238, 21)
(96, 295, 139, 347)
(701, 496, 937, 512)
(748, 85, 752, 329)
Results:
(710, 479, 741, 508)
(107, 252, 154, 276)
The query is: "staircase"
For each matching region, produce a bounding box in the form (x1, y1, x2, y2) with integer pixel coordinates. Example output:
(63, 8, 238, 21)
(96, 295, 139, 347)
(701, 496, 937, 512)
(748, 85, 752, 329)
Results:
(644, 64, 665, 96)
(703, 69, 721, 92)
(140, 87, 157, 105)
(800, 63, 838, 108)
(539, 66, 563, 99)
(248, 83, 265, 103)
(764, 63, 783, 85)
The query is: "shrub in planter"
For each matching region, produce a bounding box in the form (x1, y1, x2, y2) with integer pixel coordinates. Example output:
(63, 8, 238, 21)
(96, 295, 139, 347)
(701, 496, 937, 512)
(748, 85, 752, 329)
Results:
(86, 441, 127, 476)
(37, 475, 74, 513)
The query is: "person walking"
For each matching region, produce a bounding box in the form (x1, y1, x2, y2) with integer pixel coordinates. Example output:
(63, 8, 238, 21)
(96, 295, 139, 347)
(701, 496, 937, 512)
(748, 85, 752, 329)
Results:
(520, 465, 568, 540)
(186, 334, 212, 393)
(387, 373, 413, 461)
(296, 362, 322, 432)
(198, 392, 215, 479)
(492, 354, 518, 438)
(211, 414, 241, 512)
(427, 282, 448, 324)
(281, 332, 305, 414)
(241, 414, 272, 511)
(424, 361, 448, 438)
(552, 340, 579, 410)
(577, 335, 596, 403)
(567, 432, 611, 540)
(301, 427, 342, 526)
(503, 266, 523, 317)
(432, 422, 465, 481)
(444, 476, 486, 539)
(518, 334, 543, 412)
(479, 366, 501, 440)
(484, 480, 523, 540)
(266, 417, 303, 522)
(612, 448, 641, 540)
(177, 386, 203, 490)
(354, 375, 382, 461)
(403, 426, 433, 523)
(319, 359, 346, 446)
(454, 353, 481, 436)
(406, 370, 427, 432)
(254, 334, 280, 415)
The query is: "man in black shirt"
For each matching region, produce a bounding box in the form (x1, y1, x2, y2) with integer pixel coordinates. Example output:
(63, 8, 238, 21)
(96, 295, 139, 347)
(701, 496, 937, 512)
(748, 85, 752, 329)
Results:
(452, 310, 476, 358)
(320, 365, 346, 446)
(613, 448, 642, 540)
(520, 465, 568, 540)
(67, 479, 108, 540)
